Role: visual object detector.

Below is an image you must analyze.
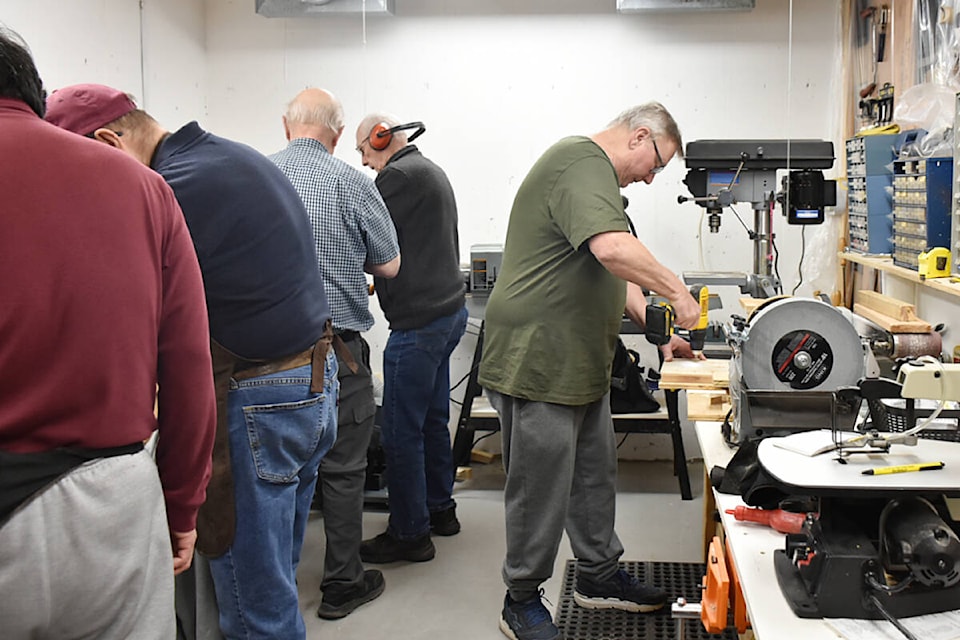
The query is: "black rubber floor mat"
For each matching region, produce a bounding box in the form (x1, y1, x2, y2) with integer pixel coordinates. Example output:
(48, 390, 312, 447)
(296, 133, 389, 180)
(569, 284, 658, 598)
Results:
(555, 560, 740, 640)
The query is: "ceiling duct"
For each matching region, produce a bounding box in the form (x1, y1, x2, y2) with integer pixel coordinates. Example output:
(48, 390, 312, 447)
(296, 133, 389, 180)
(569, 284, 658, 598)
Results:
(255, 0, 394, 18)
(616, 0, 755, 12)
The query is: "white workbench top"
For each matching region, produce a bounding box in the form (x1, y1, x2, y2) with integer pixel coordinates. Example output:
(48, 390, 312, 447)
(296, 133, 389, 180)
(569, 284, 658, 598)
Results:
(695, 422, 844, 640)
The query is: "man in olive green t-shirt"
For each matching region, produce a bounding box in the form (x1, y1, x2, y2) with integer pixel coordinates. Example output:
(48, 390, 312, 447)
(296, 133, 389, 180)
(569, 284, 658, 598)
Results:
(479, 102, 701, 640)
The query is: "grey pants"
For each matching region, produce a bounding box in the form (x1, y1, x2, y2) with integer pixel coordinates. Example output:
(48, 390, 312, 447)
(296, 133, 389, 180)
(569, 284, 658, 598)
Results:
(487, 390, 624, 601)
(175, 555, 224, 640)
(318, 333, 377, 589)
(0, 449, 174, 640)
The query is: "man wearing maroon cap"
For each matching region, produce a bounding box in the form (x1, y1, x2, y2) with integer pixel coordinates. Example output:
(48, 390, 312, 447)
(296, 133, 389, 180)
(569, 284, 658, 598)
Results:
(0, 28, 216, 639)
(44, 83, 137, 139)
(46, 83, 339, 639)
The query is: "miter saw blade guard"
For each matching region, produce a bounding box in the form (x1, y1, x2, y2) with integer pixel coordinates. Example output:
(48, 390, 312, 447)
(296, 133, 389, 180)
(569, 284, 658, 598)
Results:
(729, 297, 866, 442)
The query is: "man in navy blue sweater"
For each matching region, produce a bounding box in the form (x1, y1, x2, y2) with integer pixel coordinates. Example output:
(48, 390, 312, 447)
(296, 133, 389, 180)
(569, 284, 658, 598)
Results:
(46, 84, 337, 640)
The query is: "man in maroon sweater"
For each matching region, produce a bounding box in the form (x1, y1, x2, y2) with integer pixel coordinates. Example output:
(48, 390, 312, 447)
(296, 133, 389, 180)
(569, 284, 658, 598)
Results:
(0, 28, 216, 639)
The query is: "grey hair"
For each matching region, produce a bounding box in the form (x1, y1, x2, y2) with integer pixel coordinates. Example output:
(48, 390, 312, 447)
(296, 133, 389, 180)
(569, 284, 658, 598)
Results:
(608, 102, 683, 157)
(357, 112, 407, 145)
(285, 91, 344, 132)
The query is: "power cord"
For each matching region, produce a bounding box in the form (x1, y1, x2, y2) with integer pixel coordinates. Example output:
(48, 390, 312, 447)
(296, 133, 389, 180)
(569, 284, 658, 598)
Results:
(791, 225, 807, 295)
(769, 200, 783, 295)
(471, 431, 497, 450)
(866, 593, 919, 640)
(697, 207, 706, 271)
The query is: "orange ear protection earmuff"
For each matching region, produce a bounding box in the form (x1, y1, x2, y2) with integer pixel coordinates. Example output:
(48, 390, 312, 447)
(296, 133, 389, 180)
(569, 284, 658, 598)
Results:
(368, 121, 426, 151)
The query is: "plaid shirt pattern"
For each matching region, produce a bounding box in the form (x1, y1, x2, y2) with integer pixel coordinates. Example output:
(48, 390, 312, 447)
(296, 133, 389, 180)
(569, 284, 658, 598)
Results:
(271, 138, 398, 331)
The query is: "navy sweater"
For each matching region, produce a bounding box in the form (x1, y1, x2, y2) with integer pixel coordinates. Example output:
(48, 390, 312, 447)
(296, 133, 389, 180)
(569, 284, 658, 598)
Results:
(152, 122, 330, 359)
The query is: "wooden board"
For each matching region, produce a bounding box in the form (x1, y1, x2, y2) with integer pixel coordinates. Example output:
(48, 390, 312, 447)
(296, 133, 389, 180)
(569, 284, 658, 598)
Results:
(470, 449, 496, 464)
(854, 289, 932, 333)
(739, 297, 764, 317)
(740, 295, 791, 320)
(853, 302, 932, 333)
(660, 359, 730, 390)
(856, 289, 920, 321)
(686, 390, 732, 421)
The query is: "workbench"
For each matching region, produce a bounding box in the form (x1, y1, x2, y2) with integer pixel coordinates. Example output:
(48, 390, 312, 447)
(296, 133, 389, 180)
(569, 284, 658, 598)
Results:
(457, 388, 693, 499)
(450, 315, 698, 500)
(695, 421, 844, 639)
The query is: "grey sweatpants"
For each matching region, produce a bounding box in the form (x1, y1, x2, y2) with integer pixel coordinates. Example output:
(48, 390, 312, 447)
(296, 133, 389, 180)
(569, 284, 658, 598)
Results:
(486, 390, 624, 601)
(0, 449, 175, 640)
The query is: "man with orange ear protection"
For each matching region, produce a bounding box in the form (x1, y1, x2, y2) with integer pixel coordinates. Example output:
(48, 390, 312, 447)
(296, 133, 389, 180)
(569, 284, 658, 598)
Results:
(355, 114, 468, 565)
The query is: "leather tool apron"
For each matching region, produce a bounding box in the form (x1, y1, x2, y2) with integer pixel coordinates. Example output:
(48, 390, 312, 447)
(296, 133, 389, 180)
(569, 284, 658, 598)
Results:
(196, 320, 333, 557)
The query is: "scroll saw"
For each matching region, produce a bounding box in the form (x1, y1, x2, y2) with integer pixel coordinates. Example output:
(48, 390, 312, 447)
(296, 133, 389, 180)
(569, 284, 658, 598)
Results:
(756, 362, 960, 633)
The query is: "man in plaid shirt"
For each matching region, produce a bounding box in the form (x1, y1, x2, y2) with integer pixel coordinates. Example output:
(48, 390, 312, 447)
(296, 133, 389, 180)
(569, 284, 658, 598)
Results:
(271, 87, 400, 621)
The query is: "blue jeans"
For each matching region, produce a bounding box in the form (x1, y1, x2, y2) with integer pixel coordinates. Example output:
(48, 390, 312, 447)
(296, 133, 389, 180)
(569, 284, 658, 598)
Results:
(208, 352, 338, 640)
(382, 305, 468, 540)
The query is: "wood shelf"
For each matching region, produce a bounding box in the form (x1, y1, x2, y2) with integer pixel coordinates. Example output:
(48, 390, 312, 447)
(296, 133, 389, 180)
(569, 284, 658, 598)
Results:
(840, 251, 960, 299)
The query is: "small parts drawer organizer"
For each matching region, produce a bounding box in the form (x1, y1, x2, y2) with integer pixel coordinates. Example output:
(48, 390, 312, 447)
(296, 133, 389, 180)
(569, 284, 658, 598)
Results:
(892, 156, 952, 270)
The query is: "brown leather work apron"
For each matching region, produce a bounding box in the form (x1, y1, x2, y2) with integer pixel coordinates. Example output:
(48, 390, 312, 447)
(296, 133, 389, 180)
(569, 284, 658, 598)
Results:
(195, 320, 333, 557)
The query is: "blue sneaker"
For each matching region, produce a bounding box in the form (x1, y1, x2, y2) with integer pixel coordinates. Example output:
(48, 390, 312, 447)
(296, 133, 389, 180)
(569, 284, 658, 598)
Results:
(499, 590, 562, 640)
(574, 568, 667, 613)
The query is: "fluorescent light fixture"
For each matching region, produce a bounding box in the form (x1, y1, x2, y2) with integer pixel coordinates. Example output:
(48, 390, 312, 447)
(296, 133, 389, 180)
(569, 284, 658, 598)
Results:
(616, 0, 755, 12)
(255, 0, 394, 17)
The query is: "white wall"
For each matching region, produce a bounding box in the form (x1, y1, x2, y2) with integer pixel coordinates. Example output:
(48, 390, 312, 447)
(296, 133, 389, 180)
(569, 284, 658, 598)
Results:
(205, 0, 846, 316)
(4, 0, 207, 124)
(3, 0, 848, 459)
(140, 0, 207, 125)
(4, 0, 143, 93)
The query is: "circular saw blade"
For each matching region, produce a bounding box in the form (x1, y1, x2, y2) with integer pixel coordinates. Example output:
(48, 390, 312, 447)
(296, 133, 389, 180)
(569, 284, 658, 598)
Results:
(741, 298, 864, 391)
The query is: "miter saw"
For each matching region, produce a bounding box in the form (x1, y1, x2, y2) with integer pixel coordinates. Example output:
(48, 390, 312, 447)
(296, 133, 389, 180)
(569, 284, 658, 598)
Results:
(725, 295, 945, 443)
(727, 296, 867, 442)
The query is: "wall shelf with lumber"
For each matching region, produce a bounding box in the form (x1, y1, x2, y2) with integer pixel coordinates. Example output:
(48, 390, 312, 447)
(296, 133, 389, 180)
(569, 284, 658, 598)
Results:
(840, 251, 960, 299)
(853, 289, 932, 333)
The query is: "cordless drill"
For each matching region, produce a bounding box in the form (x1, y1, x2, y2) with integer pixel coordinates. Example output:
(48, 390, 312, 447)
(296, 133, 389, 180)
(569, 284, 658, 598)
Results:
(645, 284, 710, 356)
(687, 284, 710, 357)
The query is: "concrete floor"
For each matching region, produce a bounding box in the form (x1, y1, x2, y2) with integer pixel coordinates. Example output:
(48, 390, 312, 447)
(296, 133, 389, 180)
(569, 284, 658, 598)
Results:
(296, 457, 706, 639)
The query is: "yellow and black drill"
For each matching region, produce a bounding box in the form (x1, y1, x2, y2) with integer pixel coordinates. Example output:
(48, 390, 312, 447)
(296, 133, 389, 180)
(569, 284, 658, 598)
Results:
(645, 284, 710, 357)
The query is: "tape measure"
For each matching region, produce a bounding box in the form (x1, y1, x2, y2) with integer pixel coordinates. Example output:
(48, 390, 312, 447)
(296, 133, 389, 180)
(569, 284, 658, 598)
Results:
(918, 247, 951, 280)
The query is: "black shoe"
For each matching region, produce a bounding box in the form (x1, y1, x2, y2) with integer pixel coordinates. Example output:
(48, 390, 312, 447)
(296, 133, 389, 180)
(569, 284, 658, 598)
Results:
(430, 505, 461, 536)
(499, 591, 562, 640)
(317, 569, 385, 620)
(359, 531, 435, 563)
(573, 568, 667, 613)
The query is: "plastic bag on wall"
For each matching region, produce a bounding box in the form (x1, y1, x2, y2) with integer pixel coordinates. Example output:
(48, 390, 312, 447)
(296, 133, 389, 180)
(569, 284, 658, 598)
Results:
(915, 1, 960, 89)
(935, 0, 960, 88)
(792, 194, 846, 299)
(894, 82, 955, 156)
